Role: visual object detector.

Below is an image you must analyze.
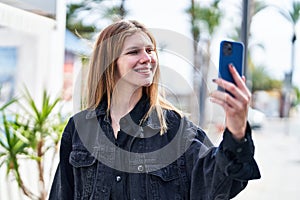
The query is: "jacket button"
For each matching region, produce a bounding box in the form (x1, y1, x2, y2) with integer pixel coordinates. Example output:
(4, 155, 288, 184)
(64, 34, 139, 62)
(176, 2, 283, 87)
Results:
(137, 165, 144, 172)
(116, 176, 122, 182)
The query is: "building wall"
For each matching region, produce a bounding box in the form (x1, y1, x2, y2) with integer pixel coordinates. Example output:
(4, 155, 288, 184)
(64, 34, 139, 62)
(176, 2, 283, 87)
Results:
(0, 2, 65, 104)
(0, 1, 66, 199)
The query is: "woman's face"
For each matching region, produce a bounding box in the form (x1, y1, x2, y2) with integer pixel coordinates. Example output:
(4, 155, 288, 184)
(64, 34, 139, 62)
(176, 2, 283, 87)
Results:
(116, 31, 158, 89)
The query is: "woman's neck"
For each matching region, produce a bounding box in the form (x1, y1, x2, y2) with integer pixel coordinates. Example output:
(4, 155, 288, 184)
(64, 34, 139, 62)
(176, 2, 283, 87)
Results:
(110, 86, 143, 138)
(111, 87, 142, 117)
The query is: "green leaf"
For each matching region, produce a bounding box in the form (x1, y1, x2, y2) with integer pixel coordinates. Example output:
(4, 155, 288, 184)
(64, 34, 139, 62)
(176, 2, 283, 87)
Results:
(0, 152, 6, 158)
(0, 157, 6, 168)
(0, 98, 17, 111)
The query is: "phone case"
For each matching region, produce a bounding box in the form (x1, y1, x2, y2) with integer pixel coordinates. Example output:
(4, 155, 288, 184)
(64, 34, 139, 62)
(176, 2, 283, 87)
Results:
(218, 40, 244, 84)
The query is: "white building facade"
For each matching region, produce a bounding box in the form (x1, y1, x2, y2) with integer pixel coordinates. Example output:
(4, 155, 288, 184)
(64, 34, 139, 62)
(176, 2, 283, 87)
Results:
(0, 0, 66, 105)
(0, 1, 66, 199)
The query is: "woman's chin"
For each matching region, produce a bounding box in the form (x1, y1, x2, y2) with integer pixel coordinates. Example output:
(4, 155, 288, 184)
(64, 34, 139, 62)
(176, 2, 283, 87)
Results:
(141, 80, 153, 87)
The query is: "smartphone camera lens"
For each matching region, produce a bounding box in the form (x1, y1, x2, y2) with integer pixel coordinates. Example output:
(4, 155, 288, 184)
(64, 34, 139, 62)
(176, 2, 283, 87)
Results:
(223, 42, 232, 56)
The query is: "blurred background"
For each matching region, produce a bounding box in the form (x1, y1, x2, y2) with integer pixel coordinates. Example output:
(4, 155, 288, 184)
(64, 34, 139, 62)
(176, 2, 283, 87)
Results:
(0, 0, 299, 199)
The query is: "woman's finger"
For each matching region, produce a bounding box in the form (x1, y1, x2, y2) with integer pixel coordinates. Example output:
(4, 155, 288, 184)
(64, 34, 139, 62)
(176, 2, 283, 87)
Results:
(242, 75, 246, 83)
(210, 95, 234, 113)
(229, 64, 251, 96)
(229, 64, 245, 88)
(213, 78, 249, 103)
(210, 90, 244, 111)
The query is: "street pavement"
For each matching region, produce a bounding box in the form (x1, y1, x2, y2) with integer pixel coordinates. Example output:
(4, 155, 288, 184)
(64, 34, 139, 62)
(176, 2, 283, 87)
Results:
(234, 114, 300, 200)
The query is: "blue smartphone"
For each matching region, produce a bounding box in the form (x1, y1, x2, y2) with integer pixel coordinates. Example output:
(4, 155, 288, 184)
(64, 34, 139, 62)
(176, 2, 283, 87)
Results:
(218, 40, 244, 88)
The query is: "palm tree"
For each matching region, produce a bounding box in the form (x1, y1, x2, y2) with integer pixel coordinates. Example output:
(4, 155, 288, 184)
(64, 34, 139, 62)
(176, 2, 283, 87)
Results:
(103, 0, 128, 21)
(66, 1, 98, 39)
(66, 0, 128, 38)
(186, 0, 222, 126)
(16, 89, 63, 200)
(0, 111, 38, 199)
(0, 99, 38, 199)
(0, 89, 66, 200)
(277, 1, 300, 84)
(275, 1, 300, 117)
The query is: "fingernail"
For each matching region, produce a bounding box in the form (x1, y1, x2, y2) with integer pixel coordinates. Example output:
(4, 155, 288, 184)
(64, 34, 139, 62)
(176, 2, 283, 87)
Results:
(212, 78, 217, 82)
(229, 63, 235, 69)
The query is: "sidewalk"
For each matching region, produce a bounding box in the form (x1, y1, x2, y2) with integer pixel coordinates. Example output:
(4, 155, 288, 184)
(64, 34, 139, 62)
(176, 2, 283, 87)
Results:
(235, 115, 300, 200)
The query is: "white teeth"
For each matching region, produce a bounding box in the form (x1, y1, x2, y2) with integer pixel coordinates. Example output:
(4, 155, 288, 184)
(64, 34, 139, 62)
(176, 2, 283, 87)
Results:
(135, 68, 152, 73)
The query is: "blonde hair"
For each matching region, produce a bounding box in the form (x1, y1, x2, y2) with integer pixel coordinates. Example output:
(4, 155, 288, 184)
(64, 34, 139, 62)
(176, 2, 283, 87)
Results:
(85, 20, 182, 134)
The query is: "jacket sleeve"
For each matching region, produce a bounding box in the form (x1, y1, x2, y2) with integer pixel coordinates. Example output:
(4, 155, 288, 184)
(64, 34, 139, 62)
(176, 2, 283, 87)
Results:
(186, 122, 260, 200)
(217, 122, 261, 180)
(48, 119, 74, 200)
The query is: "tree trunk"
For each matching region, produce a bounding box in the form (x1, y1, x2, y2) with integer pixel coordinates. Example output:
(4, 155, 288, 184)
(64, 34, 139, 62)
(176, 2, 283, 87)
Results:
(190, 0, 201, 124)
(37, 140, 46, 200)
(119, 0, 126, 19)
(199, 41, 211, 127)
(13, 159, 37, 199)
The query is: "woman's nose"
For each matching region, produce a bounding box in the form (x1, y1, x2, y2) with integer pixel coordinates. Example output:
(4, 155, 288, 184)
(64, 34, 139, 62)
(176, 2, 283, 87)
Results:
(139, 50, 152, 63)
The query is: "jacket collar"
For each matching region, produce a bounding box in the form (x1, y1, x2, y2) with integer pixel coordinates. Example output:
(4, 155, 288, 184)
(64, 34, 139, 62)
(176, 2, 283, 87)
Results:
(85, 94, 161, 132)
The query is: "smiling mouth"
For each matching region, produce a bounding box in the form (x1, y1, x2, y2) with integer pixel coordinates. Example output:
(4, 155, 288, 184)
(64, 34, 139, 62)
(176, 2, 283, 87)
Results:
(134, 68, 152, 73)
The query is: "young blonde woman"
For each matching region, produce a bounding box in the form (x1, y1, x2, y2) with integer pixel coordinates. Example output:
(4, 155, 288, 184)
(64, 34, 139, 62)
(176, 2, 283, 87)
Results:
(49, 20, 260, 200)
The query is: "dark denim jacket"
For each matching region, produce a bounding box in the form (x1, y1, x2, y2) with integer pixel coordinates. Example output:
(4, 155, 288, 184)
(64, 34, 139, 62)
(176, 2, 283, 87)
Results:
(49, 96, 260, 200)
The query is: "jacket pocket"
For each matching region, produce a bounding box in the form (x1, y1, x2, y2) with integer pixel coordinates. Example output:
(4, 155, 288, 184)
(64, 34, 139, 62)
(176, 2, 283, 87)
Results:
(148, 163, 183, 200)
(149, 164, 180, 181)
(69, 149, 97, 168)
(69, 147, 98, 200)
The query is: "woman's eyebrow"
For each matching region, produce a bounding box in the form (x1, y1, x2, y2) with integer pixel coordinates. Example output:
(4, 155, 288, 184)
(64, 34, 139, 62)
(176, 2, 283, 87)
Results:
(124, 46, 139, 51)
(124, 44, 154, 51)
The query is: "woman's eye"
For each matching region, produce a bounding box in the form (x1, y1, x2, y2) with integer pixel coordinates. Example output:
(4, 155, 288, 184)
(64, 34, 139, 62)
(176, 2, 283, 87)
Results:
(126, 47, 154, 55)
(146, 48, 154, 53)
(127, 50, 138, 55)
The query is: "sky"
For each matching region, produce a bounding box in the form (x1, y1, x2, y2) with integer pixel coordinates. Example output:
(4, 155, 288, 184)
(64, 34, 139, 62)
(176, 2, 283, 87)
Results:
(250, 0, 300, 88)
(122, 0, 300, 88)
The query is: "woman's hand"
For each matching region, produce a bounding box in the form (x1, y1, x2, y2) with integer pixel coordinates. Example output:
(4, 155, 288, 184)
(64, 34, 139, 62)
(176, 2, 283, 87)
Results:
(210, 64, 251, 140)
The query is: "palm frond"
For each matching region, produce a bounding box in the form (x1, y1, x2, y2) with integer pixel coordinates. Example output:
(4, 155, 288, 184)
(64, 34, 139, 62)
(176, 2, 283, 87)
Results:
(0, 98, 17, 111)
